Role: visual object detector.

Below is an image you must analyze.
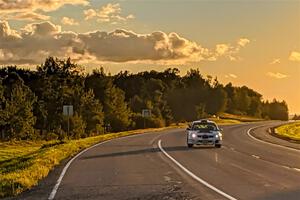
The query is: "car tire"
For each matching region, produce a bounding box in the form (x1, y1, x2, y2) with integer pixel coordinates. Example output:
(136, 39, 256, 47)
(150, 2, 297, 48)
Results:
(215, 144, 222, 148)
(187, 144, 193, 148)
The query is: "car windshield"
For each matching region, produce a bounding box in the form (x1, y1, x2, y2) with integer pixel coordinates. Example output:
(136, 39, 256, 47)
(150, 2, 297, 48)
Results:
(192, 123, 217, 131)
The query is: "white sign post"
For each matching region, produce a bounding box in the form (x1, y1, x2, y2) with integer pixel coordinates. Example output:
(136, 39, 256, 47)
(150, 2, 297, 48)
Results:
(142, 109, 151, 128)
(142, 109, 151, 117)
(63, 105, 73, 116)
(63, 105, 73, 135)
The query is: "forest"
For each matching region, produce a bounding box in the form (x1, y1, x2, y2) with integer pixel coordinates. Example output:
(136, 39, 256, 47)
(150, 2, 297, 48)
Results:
(0, 57, 289, 141)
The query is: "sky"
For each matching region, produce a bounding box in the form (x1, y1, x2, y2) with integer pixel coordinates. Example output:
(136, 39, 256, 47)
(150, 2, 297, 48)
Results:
(0, 0, 299, 114)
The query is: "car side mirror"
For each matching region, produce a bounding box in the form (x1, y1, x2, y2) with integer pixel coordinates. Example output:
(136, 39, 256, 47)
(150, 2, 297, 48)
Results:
(218, 128, 223, 131)
(186, 127, 191, 131)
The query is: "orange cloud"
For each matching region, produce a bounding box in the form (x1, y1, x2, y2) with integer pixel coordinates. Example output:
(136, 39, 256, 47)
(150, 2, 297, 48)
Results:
(289, 51, 300, 62)
(267, 72, 289, 79)
(0, 20, 251, 65)
(61, 17, 79, 26)
(83, 3, 135, 24)
(0, 0, 88, 22)
(269, 58, 281, 65)
(0, 0, 89, 13)
(225, 74, 238, 78)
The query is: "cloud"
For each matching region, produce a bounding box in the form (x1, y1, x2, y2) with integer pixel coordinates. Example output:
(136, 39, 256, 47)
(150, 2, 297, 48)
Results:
(1, 12, 50, 21)
(225, 74, 237, 79)
(289, 51, 300, 62)
(61, 17, 79, 26)
(84, 9, 97, 20)
(0, 20, 251, 65)
(83, 3, 135, 24)
(216, 44, 229, 56)
(0, 0, 89, 13)
(269, 58, 280, 65)
(267, 72, 289, 79)
(0, 20, 21, 38)
(237, 38, 250, 47)
(212, 38, 250, 61)
(0, 0, 88, 22)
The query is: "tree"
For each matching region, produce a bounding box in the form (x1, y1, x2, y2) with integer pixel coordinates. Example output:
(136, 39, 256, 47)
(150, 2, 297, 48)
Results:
(267, 100, 289, 120)
(2, 76, 36, 139)
(69, 113, 86, 139)
(0, 80, 6, 139)
(205, 86, 227, 115)
(292, 114, 300, 120)
(103, 81, 132, 132)
(196, 103, 207, 119)
(86, 69, 132, 132)
(79, 90, 104, 135)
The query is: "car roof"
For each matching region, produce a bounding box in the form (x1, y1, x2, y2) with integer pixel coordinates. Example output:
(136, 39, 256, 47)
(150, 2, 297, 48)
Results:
(192, 119, 217, 125)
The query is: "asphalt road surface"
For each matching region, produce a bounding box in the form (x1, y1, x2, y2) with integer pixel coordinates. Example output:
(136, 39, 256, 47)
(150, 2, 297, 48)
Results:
(12, 122, 300, 200)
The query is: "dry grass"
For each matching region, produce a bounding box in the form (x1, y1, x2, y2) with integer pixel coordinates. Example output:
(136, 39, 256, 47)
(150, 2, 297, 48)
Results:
(275, 121, 300, 141)
(218, 113, 263, 122)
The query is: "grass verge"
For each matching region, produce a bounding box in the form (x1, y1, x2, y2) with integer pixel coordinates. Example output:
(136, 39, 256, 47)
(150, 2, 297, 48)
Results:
(0, 118, 244, 198)
(209, 118, 241, 125)
(218, 113, 264, 122)
(275, 121, 300, 141)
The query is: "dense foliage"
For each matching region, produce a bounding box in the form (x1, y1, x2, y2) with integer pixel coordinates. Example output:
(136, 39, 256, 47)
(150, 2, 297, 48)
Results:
(0, 57, 289, 140)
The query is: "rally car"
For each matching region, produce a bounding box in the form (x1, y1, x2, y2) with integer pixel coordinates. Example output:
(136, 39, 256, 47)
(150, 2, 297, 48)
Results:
(186, 119, 223, 148)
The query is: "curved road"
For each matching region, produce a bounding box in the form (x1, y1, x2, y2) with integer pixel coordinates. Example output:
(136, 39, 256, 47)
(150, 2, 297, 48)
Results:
(14, 122, 300, 200)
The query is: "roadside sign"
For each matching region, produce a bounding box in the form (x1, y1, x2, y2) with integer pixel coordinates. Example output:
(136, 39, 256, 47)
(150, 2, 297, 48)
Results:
(142, 109, 151, 117)
(63, 105, 73, 116)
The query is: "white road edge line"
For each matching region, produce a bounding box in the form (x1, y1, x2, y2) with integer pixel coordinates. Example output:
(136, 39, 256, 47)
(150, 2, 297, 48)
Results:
(246, 126, 300, 153)
(48, 129, 180, 200)
(158, 140, 237, 200)
(48, 139, 110, 200)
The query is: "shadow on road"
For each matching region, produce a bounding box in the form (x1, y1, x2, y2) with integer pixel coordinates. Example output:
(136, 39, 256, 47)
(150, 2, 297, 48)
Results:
(255, 189, 300, 200)
(80, 145, 214, 160)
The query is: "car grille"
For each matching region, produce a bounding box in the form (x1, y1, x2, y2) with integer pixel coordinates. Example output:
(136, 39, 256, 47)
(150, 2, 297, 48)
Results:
(198, 135, 214, 139)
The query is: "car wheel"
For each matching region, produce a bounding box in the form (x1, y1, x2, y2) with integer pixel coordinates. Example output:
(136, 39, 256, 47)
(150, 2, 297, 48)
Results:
(187, 144, 193, 148)
(215, 144, 222, 148)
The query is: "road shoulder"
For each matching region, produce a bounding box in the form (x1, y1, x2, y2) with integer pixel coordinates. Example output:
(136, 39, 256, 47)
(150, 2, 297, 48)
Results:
(249, 122, 300, 151)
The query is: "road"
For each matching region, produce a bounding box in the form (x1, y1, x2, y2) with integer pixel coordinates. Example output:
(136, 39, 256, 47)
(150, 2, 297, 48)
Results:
(12, 122, 300, 200)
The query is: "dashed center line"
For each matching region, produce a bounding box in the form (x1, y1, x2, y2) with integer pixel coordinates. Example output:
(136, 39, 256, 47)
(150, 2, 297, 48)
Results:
(251, 155, 260, 159)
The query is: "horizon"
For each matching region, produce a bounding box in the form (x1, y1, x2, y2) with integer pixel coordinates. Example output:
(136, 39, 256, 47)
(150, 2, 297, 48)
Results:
(0, 0, 299, 113)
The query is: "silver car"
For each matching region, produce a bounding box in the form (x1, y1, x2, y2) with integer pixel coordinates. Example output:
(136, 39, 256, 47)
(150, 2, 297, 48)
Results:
(186, 119, 223, 148)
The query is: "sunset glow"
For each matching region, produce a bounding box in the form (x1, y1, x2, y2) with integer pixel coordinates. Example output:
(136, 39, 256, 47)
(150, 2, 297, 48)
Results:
(0, 0, 299, 113)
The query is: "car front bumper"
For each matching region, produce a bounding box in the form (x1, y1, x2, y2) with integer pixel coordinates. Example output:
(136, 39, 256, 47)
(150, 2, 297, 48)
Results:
(187, 137, 222, 145)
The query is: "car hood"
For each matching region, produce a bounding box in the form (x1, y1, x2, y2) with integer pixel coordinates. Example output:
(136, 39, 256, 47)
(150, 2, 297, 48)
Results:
(189, 130, 219, 135)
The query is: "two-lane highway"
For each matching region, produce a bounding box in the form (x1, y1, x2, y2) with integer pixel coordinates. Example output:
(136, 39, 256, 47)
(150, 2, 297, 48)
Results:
(158, 122, 300, 200)
(12, 122, 300, 200)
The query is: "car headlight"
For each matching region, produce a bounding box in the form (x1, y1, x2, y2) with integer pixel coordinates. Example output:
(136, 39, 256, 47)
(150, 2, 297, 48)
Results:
(216, 133, 222, 139)
(192, 133, 197, 138)
(218, 133, 223, 140)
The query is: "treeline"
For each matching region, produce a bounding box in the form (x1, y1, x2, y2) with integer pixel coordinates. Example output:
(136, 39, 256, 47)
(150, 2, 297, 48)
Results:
(0, 57, 289, 140)
(292, 115, 300, 120)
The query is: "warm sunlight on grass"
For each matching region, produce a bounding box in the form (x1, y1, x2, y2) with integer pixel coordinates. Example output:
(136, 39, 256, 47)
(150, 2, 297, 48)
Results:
(275, 121, 300, 141)
(218, 113, 264, 122)
(0, 125, 187, 198)
(210, 118, 241, 125)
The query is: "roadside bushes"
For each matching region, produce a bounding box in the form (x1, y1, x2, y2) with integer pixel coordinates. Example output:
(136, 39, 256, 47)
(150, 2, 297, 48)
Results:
(132, 114, 165, 129)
